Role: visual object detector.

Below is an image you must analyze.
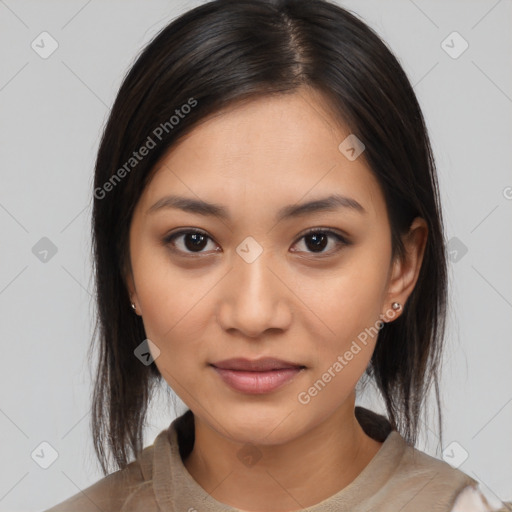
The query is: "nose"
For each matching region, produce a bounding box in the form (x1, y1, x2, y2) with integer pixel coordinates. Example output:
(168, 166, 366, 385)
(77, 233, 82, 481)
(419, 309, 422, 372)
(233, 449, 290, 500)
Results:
(216, 250, 292, 338)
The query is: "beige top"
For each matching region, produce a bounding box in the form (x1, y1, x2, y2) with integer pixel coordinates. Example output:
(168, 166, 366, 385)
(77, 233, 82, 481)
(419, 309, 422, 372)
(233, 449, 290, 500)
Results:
(43, 407, 507, 512)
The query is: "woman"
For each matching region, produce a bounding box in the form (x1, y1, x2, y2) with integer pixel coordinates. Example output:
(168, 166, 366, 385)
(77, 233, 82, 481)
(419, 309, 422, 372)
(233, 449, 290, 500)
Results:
(44, 0, 509, 510)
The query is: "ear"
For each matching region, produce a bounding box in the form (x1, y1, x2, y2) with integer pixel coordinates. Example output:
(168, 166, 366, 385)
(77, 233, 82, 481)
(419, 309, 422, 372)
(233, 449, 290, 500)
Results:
(381, 217, 428, 323)
(123, 259, 141, 316)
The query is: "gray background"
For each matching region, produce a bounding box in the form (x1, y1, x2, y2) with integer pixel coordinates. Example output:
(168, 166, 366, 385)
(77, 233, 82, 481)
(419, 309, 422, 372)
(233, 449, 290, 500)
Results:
(0, 0, 511, 510)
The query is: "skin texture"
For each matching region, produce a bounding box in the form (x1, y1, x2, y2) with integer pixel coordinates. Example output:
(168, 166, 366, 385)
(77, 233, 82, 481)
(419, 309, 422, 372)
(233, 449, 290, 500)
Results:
(125, 86, 427, 511)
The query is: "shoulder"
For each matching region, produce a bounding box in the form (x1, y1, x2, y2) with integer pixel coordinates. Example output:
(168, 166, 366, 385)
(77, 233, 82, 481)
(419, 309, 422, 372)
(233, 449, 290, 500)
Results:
(370, 431, 479, 510)
(397, 435, 475, 479)
(356, 409, 512, 512)
(41, 444, 156, 512)
(451, 484, 512, 512)
(395, 434, 477, 491)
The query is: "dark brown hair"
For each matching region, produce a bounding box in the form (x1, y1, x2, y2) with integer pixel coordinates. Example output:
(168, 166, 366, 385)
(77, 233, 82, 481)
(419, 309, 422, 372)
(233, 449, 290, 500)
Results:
(89, 0, 447, 475)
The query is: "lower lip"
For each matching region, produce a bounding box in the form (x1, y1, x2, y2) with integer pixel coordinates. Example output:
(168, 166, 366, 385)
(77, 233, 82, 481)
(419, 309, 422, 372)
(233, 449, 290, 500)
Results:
(211, 366, 304, 394)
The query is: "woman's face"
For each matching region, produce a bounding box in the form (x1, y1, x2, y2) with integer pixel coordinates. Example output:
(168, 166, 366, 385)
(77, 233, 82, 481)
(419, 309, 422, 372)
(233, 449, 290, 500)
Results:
(126, 88, 418, 445)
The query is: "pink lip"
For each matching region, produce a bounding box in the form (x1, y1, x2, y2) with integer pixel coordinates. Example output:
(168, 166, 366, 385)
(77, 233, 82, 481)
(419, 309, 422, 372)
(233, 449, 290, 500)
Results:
(211, 366, 305, 394)
(211, 357, 305, 372)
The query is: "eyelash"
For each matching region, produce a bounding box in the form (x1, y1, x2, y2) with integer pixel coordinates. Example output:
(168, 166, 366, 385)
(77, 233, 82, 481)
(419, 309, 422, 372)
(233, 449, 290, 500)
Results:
(162, 227, 350, 258)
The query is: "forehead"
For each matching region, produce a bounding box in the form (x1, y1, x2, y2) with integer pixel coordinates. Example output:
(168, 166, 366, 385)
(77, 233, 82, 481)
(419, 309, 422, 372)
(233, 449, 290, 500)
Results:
(138, 89, 386, 221)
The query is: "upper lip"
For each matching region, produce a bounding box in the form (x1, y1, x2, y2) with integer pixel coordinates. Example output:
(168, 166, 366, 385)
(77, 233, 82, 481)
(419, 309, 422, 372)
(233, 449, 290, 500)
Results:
(211, 357, 305, 371)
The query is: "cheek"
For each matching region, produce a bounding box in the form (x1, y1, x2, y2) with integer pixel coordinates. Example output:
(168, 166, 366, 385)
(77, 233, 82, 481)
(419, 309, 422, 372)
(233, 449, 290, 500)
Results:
(133, 241, 201, 331)
(299, 246, 390, 367)
(139, 286, 209, 383)
(132, 247, 218, 378)
(312, 247, 389, 320)
(296, 274, 386, 410)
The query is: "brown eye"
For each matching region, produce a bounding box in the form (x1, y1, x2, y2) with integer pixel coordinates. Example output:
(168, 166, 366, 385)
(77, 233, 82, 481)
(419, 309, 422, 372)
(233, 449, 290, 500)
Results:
(164, 229, 220, 255)
(304, 232, 329, 252)
(291, 229, 350, 255)
(163, 227, 350, 258)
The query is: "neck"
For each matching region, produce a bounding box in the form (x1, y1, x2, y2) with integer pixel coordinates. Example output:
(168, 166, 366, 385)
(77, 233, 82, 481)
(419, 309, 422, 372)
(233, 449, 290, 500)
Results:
(182, 396, 384, 512)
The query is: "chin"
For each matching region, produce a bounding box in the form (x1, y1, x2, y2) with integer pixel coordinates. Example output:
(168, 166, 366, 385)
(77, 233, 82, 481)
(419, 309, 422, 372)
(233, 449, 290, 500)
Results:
(211, 404, 304, 446)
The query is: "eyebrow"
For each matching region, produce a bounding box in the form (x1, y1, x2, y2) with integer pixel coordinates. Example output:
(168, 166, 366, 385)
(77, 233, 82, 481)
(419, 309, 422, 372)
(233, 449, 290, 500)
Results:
(147, 193, 366, 222)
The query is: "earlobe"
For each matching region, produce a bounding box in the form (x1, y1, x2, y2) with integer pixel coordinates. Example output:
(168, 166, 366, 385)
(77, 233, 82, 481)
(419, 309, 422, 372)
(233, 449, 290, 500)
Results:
(381, 217, 428, 323)
(380, 301, 402, 324)
(124, 264, 140, 315)
(129, 292, 140, 315)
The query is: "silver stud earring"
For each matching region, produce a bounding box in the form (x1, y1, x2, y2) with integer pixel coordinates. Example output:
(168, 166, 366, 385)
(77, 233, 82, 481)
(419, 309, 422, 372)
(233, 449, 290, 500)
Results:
(131, 302, 137, 312)
(391, 302, 401, 311)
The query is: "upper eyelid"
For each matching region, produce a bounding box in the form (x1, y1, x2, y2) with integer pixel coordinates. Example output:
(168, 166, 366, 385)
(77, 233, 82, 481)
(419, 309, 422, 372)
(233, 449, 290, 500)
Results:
(300, 227, 349, 240)
(164, 226, 348, 241)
